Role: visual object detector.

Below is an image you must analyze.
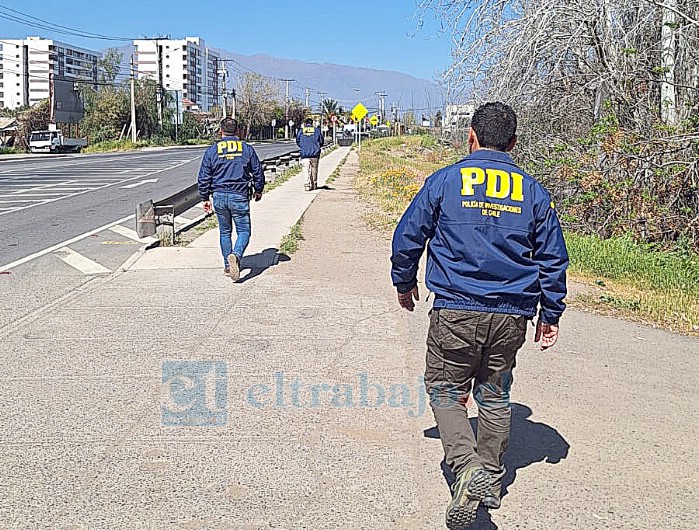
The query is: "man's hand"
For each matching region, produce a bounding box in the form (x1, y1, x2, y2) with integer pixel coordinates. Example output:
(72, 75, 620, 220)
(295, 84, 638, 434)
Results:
(397, 285, 420, 312)
(535, 321, 559, 350)
(253, 192, 262, 202)
(202, 200, 212, 214)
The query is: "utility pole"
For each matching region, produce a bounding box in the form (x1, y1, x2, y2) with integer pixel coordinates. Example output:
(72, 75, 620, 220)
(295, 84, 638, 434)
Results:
(130, 54, 137, 143)
(305, 88, 310, 109)
(281, 78, 294, 139)
(318, 91, 327, 126)
(156, 40, 163, 132)
(174, 90, 180, 142)
(221, 67, 228, 119)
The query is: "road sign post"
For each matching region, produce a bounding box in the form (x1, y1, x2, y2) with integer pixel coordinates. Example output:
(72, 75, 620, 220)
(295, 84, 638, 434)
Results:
(352, 103, 368, 152)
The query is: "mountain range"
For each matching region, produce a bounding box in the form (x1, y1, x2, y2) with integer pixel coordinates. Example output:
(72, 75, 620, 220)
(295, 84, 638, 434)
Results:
(214, 50, 444, 114)
(112, 45, 444, 115)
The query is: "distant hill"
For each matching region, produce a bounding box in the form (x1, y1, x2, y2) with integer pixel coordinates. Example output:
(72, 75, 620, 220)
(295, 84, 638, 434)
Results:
(213, 50, 444, 114)
(111, 45, 443, 115)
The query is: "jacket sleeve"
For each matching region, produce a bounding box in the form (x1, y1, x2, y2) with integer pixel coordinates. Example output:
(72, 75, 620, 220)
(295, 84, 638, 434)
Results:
(533, 193, 569, 324)
(295, 130, 302, 147)
(318, 129, 324, 147)
(248, 147, 265, 193)
(390, 174, 441, 293)
(197, 149, 213, 202)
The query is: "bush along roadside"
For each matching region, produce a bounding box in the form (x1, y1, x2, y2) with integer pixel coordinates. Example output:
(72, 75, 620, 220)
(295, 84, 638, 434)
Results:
(355, 136, 698, 335)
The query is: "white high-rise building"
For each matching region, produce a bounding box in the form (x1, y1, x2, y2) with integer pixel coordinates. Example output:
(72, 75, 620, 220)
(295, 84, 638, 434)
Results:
(133, 37, 220, 112)
(0, 36, 100, 110)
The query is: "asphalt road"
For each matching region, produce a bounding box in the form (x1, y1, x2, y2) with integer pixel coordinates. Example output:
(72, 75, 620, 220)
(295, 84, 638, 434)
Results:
(0, 143, 298, 269)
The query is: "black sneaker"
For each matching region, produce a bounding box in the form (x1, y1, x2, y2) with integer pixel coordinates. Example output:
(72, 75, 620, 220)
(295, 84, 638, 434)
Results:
(446, 466, 492, 529)
(482, 469, 505, 510)
(227, 254, 240, 282)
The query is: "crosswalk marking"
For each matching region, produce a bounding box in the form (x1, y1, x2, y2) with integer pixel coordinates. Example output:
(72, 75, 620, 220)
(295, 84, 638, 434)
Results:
(53, 247, 111, 275)
(109, 225, 157, 244)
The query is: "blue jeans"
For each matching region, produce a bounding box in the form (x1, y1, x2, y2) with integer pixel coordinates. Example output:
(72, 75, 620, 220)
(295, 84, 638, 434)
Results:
(213, 192, 251, 268)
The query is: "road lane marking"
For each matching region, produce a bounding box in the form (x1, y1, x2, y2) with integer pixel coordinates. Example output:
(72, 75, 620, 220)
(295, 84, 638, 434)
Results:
(0, 214, 133, 272)
(109, 225, 157, 244)
(120, 178, 159, 189)
(54, 247, 111, 275)
(0, 157, 200, 218)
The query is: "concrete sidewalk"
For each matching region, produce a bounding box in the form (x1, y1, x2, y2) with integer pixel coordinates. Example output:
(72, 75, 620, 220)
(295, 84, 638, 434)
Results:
(0, 148, 696, 530)
(126, 146, 350, 271)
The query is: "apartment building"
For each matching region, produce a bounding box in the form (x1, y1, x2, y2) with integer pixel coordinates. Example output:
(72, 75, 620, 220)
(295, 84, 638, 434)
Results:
(133, 37, 220, 112)
(0, 36, 100, 109)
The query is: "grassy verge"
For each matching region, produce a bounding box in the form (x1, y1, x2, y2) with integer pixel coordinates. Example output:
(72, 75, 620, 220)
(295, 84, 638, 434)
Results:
(83, 140, 153, 153)
(356, 136, 698, 335)
(564, 234, 698, 333)
(0, 146, 19, 155)
(279, 218, 304, 255)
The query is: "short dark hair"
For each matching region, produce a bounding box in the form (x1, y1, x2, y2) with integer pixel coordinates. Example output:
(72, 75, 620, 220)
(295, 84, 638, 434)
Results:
(470, 102, 517, 151)
(304, 117, 313, 126)
(220, 118, 238, 135)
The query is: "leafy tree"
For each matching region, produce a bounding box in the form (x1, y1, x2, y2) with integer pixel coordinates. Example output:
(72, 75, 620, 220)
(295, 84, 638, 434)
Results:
(99, 48, 123, 85)
(236, 72, 281, 137)
(80, 87, 130, 143)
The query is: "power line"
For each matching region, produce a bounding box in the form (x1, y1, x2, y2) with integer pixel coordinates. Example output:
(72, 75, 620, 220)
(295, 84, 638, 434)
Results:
(0, 4, 132, 42)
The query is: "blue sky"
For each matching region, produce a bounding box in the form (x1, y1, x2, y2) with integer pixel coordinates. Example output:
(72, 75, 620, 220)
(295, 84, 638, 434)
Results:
(0, 0, 452, 81)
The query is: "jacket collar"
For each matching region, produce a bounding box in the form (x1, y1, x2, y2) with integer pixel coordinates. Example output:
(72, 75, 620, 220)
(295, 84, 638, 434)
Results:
(461, 149, 515, 166)
(222, 135, 240, 141)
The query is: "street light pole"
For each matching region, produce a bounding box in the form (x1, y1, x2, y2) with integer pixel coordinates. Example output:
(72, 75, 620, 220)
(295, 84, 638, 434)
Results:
(281, 78, 294, 139)
(130, 54, 137, 143)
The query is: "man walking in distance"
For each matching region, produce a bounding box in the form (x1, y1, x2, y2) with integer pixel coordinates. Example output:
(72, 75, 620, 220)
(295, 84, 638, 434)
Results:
(391, 102, 569, 529)
(198, 118, 265, 282)
(296, 117, 324, 191)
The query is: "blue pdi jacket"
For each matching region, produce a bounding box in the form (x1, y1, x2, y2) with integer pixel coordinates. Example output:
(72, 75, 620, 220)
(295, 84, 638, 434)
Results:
(391, 149, 569, 324)
(198, 136, 265, 201)
(296, 125, 324, 158)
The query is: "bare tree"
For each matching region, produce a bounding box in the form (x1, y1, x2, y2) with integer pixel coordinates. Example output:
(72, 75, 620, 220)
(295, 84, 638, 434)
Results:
(235, 73, 282, 138)
(418, 0, 699, 249)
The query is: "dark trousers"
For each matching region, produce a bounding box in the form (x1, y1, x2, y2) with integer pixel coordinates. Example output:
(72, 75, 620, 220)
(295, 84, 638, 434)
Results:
(425, 309, 528, 478)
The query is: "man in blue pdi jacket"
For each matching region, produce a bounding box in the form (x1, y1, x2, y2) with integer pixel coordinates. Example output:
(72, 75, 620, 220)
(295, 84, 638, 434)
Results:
(296, 117, 324, 191)
(198, 118, 265, 282)
(391, 102, 569, 529)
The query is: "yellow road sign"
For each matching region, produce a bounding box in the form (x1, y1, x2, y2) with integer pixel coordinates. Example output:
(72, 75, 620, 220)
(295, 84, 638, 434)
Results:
(369, 115, 379, 126)
(352, 103, 368, 122)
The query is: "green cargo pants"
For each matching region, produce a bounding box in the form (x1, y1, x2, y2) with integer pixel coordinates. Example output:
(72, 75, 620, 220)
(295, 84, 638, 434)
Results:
(425, 309, 528, 479)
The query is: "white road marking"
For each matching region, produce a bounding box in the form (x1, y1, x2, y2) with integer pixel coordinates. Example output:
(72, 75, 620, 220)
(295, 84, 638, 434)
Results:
(53, 247, 111, 275)
(109, 224, 157, 244)
(0, 156, 200, 218)
(0, 192, 59, 198)
(0, 199, 45, 203)
(0, 214, 134, 272)
(120, 178, 159, 189)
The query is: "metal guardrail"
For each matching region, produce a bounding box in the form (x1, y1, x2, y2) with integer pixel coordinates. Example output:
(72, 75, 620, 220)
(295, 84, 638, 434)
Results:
(135, 143, 335, 242)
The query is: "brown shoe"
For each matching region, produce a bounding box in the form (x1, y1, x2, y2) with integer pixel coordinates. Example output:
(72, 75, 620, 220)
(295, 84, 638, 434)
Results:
(227, 254, 240, 282)
(224, 268, 230, 276)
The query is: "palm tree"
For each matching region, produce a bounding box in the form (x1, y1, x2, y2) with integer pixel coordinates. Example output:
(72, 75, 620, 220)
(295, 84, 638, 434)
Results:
(321, 98, 339, 124)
